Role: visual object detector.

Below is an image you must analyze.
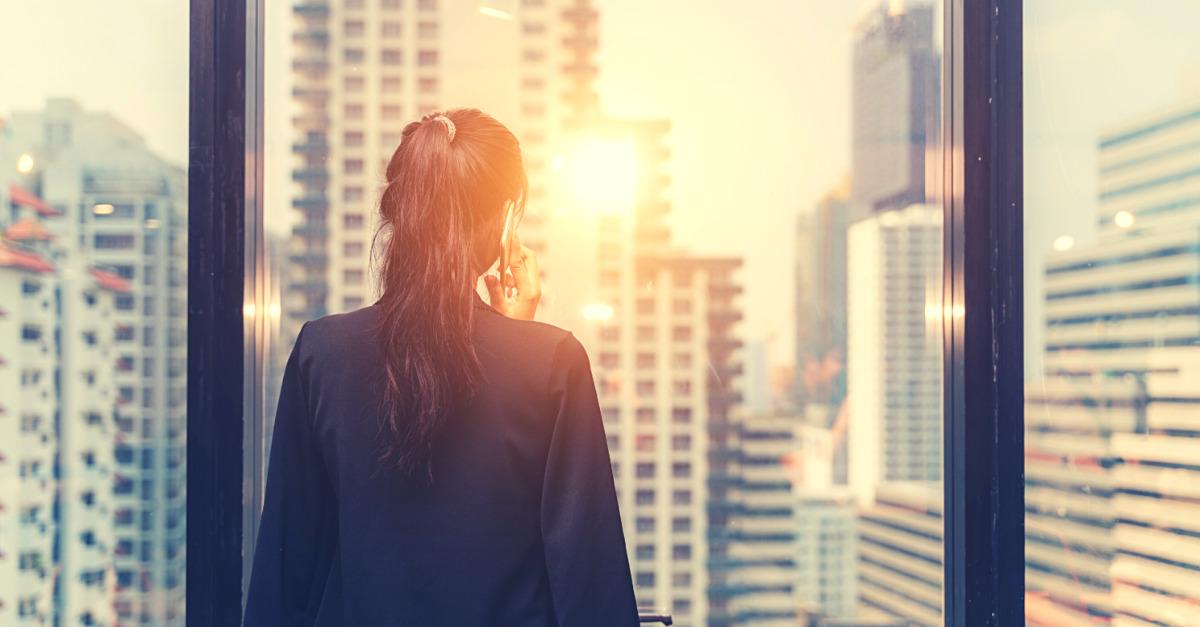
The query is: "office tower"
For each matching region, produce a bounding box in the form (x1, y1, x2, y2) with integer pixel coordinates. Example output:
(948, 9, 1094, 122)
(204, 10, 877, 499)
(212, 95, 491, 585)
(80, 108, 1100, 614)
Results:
(578, 115, 742, 625)
(287, 0, 600, 343)
(794, 488, 858, 621)
(794, 185, 850, 413)
(1025, 99, 1200, 626)
(855, 483, 943, 625)
(1, 99, 188, 625)
(846, 204, 942, 504)
(850, 2, 939, 218)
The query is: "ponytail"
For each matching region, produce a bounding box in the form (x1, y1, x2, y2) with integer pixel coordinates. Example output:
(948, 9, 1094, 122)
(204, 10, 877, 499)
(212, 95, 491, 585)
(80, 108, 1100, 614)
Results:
(374, 109, 526, 480)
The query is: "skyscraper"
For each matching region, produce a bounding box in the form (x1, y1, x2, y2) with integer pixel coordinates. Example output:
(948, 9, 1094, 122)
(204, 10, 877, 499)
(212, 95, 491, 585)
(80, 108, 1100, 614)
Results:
(846, 204, 942, 502)
(794, 185, 850, 413)
(849, 2, 939, 218)
(0, 99, 188, 625)
(1025, 98, 1200, 626)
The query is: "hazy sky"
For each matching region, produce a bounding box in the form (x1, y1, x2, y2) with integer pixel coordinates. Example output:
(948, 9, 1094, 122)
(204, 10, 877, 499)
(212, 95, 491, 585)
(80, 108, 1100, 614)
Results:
(5, 1, 1200, 374)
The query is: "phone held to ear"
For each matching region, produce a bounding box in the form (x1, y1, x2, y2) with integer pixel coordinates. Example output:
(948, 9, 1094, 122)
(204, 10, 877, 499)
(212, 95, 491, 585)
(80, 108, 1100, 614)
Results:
(499, 204, 518, 297)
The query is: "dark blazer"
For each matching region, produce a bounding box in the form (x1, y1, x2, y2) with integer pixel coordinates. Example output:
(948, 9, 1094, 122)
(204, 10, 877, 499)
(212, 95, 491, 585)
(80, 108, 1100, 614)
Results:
(244, 296, 638, 626)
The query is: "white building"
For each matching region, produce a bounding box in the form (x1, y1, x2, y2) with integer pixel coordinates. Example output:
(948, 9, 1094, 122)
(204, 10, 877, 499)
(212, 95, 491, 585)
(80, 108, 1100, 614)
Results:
(1025, 98, 1200, 626)
(2, 99, 188, 626)
(0, 193, 127, 624)
(846, 204, 942, 505)
(856, 482, 943, 626)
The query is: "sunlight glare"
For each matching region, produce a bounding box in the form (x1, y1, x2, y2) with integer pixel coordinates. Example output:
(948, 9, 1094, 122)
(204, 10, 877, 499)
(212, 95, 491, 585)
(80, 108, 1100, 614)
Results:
(563, 138, 639, 214)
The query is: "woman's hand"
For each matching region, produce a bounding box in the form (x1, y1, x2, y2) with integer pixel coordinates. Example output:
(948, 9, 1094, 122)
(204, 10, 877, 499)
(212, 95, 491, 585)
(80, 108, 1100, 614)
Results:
(484, 237, 540, 321)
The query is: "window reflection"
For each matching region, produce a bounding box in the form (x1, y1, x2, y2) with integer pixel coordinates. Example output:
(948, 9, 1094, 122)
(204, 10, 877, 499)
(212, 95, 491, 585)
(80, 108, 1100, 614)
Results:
(1025, 2, 1200, 625)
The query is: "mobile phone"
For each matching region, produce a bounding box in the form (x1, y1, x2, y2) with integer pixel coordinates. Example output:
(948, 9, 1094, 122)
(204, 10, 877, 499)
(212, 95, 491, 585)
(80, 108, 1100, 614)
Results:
(498, 204, 519, 297)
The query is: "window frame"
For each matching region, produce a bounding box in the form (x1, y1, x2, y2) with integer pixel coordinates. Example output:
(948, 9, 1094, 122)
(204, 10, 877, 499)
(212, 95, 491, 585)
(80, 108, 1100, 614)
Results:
(185, 0, 1027, 625)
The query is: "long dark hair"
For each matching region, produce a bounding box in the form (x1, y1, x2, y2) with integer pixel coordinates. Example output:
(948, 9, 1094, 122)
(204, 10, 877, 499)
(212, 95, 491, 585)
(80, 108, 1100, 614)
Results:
(374, 109, 526, 478)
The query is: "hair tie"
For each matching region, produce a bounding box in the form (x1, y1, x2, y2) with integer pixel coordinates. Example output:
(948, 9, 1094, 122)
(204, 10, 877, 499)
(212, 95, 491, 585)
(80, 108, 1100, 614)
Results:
(431, 114, 456, 143)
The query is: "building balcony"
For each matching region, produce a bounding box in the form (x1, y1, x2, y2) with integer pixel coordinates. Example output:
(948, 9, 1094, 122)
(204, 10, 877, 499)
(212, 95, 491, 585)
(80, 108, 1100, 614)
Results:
(709, 283, 743, 298)
(291, 168, 329, 183)
(293, 30, 329, 47)
(292, 222, 328, 240)
(292, 87, 330, 103)
(708, 310, 743, 326)
(292, 138, 329, 155)
(288, 251, 329, 269)
(288, 277, 328, 295)
(293, 3, 330, 17)
(292, 194, 328, 211)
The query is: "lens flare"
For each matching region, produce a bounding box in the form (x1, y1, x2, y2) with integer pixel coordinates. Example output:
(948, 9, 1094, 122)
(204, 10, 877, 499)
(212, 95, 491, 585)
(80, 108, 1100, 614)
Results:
(561, 138, 639, 214)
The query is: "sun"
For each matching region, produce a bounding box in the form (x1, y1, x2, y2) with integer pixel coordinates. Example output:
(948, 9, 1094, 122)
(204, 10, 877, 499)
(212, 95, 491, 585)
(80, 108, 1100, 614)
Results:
(558, 137, 640, 215)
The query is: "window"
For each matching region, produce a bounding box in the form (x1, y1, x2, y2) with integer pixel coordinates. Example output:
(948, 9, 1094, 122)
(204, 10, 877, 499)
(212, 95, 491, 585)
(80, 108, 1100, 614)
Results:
(382, 49, 403, 66)
(343, 186, 364, 202)
(344, 131, 364, 147)
(636, 407, 654, 424)
(344, 20, 364, 37)
(343, 241, 364, 257)
(382, 21, 403, 38)
(635, 462, 655, 478)
(344, 159, 364, 174)
(344, 48, 364, 64)
(382, 75, 403, 92)
(418, 21, 437, 39)
(635, 489, 655, 506)
(1022, 4, 1200, 624)
(418, 77, 438, 94)
(344, 103, 364, 120)
(344, 214, 365, 229)
(417, 50, 438, 67)
(417, 0, 436, 10)
(94, 233, 135, 249)
(343, 270, 364, 285)
(381, 0, 401, 8)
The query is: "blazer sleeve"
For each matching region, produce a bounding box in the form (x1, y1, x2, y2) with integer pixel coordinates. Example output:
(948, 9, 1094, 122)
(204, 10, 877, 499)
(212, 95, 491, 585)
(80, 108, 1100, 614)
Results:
(244, 324, 338, 626)
(541, 333, 639, 627)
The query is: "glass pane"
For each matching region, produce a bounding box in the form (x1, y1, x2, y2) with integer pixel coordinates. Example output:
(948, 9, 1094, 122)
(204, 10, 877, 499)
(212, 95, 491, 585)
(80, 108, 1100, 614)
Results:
(0, 5, 188, 625)
(1024, 3, 1200, 625)
(257, 1, 943, 624)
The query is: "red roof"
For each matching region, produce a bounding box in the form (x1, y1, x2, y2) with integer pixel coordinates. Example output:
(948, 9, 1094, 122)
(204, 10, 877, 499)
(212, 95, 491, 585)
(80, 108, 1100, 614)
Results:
(0, 241, 55, 273)
(4, 216, 53, 241)
(89, 268, 132, 293)
(8, 183, 60, 216)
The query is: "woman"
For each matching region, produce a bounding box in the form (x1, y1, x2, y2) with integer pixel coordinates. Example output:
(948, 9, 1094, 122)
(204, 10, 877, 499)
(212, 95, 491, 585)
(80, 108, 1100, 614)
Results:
(245, 109, 638, 626)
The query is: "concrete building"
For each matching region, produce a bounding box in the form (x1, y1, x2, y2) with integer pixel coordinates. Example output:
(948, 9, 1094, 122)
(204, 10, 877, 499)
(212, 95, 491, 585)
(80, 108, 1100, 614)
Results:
(286, 0, 601, 340)
(1, 99, 188, 625)
(794, 185, 850, 415)
(856, 482, 943, 626)
(850, 2, 939, 218)
(846, 204, 942, 504)
(1025, 98, 1200, 626)
(0, 187, 129, 624)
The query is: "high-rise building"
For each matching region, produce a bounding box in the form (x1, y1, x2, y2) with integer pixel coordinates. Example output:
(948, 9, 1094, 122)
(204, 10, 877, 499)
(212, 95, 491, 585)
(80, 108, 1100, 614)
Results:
(849, 2, 939, 218)
(856, 482, 943, 625)
(286, 0, 601, 342)
(1, 99, 188, 625)
(1025, 98, 1200, 626)
(575, 115, 742, 626)
(846, 204, 942, 504)
(794, 185, 850, 413)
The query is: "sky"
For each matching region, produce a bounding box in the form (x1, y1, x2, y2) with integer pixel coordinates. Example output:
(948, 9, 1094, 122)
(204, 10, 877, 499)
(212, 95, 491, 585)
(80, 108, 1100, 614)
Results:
(4, 0, 1200, 376)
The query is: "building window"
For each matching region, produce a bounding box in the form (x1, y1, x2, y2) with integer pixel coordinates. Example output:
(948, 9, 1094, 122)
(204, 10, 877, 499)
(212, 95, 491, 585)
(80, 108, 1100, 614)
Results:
(672, 298, 691, 315)
(636, 353, 655, 369)
(674, 599, 692, 615)
(344, 214, 365, 229)
(417, 0, 436, 10)
(344, 48, 364, 64)
(635, 462, 655, 478)
(636, 298, 655, 315)
(522, 21, 545, 35)
(672, 489, 691, 505)
(344, 297, 364, 310)
(382, 49, 404, 65)
(672, 516, 691, 533)
(343, 186, 364, 202)
(636, 407, 655, 423)
(418, 21, 437, 38)
(601, 406, 619, 423)
(418, 76, 438, 93)
(418, 50, 438, 67)
(635, 489, 655, 505)
(381, 0, 401, 8)
(344, 20, 364, 37)
(637, 325, 655, 341)
(672, 326, 692, 342)
(522, 48, 546, 63)
(382, 104, 402, 119)
(344, 241, 364, 257)
(382, 75, 403, 91)
(672, 435, 691, 452)
(635, 572, 655, 587)
(344, 269, 364, 285)
(94, 233, 135, 249)
(673, 380, 692, 396)
(345, 103, 364, 120)
(636, 544, 655, 561)
(672, 353, 692, 369)
(382, 21, 403, 37)
(344, 159, 364, 174)
(344, 131, 364, 147)
(672, 572, 692, 588)
(636, 380, 655, 397)
(344, 76, 364, 93)
(672, 544, 692, 561)
(636, 435, 655, 453)
(671, 408, 691, 424)
(636, 517, 655, 533)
